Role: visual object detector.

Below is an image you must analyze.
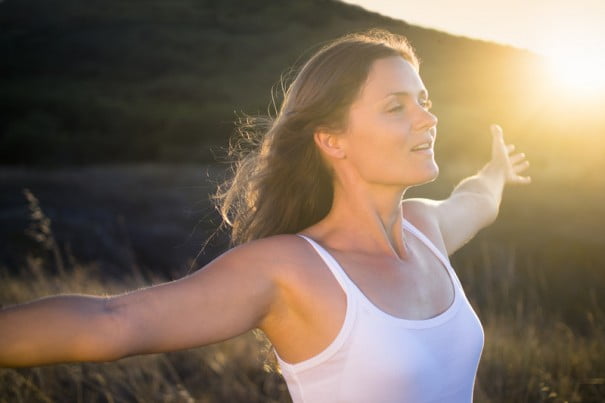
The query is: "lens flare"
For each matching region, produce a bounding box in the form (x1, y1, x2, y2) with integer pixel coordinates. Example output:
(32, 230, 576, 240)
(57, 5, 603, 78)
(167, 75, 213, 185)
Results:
(545, 43, 605, 96)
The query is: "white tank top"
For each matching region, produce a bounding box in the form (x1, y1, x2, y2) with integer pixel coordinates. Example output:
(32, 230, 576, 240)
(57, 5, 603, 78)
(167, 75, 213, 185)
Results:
(274, 220, 484, 403)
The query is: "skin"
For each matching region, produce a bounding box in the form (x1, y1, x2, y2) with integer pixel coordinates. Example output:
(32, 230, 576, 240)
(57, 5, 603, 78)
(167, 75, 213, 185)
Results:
(0, 56, 530, 368)
(310, 56, 441, 261)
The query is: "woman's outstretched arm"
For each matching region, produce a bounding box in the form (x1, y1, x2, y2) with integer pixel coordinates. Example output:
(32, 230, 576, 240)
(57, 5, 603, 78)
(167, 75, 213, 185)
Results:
(0, 294, 120, 367)
(0, 237, 283, 368)
(404, 124, 531, 256)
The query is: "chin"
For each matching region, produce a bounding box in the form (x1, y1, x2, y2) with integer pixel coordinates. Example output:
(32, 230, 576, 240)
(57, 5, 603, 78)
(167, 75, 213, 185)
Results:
(428, 162, 440, 181)
(413, 163, 439, 186)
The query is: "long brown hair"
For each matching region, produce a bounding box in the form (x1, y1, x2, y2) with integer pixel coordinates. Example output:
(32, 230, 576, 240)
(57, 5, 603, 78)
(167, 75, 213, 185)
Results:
(212, 29, 420, 246)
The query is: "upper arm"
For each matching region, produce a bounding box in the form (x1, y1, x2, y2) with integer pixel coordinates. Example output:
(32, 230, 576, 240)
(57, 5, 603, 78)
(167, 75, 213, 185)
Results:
(403, 192, 498, 256)
(106, 237, 285, 359)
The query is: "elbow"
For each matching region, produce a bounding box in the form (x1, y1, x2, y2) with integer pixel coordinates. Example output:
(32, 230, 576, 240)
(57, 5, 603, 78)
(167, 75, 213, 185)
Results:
(77, 297, 128, 363)
(482, 194, 500, 226)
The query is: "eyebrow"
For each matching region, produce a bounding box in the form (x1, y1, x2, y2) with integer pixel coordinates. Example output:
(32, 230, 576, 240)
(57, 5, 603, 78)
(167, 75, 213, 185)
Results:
(385, 89, 428, 99)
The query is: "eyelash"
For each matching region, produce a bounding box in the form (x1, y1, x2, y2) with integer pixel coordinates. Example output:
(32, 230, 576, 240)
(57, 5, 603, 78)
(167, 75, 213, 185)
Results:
(388, 105, 403, 113)
(388, 99, 433, 113)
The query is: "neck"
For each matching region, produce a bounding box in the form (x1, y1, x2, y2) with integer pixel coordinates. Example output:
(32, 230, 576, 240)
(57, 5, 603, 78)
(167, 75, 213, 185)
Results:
(316, 177, 409, 260)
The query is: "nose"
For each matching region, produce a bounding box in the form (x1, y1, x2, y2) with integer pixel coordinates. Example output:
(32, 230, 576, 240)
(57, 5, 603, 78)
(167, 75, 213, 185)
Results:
(415, 107, 438, 132)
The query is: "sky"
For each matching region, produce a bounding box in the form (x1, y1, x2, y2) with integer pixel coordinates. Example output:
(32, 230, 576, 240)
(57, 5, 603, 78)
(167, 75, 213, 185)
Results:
(340, 0, 605, 58)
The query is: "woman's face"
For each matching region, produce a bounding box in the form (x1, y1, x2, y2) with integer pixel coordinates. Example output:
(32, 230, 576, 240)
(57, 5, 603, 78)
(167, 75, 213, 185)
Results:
(341, 56, 439, 188)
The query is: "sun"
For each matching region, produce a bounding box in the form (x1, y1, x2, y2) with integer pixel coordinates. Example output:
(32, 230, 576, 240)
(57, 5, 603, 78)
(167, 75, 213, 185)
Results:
(544, 42, 605, 96)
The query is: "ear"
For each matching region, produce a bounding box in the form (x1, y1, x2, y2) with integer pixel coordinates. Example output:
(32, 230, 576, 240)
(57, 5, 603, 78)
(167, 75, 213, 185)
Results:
(313, 128, 347, 160)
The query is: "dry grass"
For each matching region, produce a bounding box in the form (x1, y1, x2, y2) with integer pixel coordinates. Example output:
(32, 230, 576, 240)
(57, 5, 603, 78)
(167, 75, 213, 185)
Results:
(0, 258, 289, 403)
(1, 187, 604, 402)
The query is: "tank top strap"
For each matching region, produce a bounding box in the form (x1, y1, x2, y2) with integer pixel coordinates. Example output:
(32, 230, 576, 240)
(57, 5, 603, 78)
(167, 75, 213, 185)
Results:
(402, 220, 451, 272)
(296, 234, 357, 295)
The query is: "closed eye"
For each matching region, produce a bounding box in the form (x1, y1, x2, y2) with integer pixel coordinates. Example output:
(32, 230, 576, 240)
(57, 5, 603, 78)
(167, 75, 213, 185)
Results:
(420, 98, 433, 110)
(387, 105, 403, 113)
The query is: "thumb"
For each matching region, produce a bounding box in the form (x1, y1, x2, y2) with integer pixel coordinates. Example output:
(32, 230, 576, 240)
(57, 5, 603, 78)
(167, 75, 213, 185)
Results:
(490, 124, 503, 140)
(489, 124, 506, 154)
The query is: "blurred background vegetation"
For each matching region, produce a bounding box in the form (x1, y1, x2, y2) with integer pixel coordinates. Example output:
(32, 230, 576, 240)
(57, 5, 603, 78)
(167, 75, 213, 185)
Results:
(1, 0, 604, 401)
(5, 0, 600, 167)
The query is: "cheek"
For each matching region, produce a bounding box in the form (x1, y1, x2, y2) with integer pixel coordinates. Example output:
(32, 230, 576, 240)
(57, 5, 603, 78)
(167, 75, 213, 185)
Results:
(347, 122, 413, 177)
(349, 112, 410, 143)
(345, 117, 438, 183)
(346, 122, 386, 162)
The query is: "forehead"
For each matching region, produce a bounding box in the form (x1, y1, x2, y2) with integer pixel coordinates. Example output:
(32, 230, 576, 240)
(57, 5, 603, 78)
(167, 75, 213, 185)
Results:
(354, 56, 426, 104)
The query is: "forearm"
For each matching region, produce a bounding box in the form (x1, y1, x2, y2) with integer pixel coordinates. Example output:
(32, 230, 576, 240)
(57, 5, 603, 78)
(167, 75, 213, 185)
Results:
(434, 126, 530, 255)
(0, 294, 118, 368)
(452, 160, 506, 211)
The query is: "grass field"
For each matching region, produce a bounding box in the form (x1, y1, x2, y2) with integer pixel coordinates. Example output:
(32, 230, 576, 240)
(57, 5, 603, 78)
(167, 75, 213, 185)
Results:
(1, 240, 603, 402)
(1, 164, 604, 402)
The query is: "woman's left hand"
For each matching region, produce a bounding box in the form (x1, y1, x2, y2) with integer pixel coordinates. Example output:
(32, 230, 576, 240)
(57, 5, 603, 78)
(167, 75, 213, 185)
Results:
(489, 124, 532, 185)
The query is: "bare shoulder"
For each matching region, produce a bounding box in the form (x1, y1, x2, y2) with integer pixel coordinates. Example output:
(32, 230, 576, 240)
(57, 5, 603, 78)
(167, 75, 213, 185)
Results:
(401, 198, 448, 255)
(224, 233, 317, 280)
(401, 197, 439, 229)
(227, 233, 336, 336)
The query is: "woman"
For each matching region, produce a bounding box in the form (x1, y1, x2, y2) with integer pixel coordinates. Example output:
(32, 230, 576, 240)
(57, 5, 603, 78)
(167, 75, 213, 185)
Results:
(0, 29, 530, 402)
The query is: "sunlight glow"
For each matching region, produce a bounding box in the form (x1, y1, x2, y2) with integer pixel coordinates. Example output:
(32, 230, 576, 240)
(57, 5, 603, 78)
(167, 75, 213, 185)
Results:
(341, 1, 605, 98)
(544, 40, 605, 96)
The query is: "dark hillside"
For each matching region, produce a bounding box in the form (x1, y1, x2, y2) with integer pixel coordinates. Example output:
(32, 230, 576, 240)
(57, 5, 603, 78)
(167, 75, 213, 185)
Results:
(0, 0, 550, 166)
(2, 0, 604, 280)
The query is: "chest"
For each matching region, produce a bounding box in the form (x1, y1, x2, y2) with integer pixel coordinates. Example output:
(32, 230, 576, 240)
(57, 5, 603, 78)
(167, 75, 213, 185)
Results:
(330, 302, 485, 403)
(268, 233, 456, 364)
(328, 235, 455, 320)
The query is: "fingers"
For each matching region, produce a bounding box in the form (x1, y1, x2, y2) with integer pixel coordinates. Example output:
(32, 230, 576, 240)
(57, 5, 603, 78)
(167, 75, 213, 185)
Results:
(490, 124, 503, 137)
(490, 124, 514, 153)
(490, 125, 505, 150)
(512, 159, 530, 174)
(511, 156, 531, 184)
(490, 124, 519, 157)
(512, 175, 532, 185)
(509, 152, 525, 164)
(489, 123, 532, 185)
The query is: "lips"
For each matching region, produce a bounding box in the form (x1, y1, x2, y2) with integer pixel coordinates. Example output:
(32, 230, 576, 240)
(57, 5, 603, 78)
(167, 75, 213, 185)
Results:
(411, 140, 433, 151)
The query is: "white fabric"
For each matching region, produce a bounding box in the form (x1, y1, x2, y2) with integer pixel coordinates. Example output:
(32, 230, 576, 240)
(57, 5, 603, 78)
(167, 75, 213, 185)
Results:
(275, 220, 484, 403)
